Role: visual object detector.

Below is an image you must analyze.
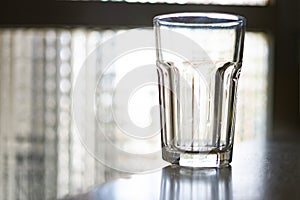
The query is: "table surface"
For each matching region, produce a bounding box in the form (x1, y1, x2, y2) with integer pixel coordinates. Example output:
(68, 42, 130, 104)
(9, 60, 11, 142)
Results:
(66, 134, 300, 200)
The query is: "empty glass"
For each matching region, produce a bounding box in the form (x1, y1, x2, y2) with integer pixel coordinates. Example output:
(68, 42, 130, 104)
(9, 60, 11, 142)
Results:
(154, 13, 246, 167)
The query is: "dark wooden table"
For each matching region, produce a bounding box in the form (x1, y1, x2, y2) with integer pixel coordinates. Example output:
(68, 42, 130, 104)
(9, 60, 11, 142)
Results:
(67, 134, 300, 200)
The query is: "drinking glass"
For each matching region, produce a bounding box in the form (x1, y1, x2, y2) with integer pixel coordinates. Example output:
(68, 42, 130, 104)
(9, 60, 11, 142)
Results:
(154, 12, 246, 167)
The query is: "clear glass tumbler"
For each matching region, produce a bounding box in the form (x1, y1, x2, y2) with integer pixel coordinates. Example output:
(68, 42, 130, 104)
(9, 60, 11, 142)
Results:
(154, 13, 246, 167)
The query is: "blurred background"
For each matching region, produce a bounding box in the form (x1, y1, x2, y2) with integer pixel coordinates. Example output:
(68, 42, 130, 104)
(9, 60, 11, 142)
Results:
(0, 0, 299, 199)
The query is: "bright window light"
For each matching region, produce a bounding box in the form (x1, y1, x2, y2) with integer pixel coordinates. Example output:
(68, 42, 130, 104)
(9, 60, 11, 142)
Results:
(105, 0, 269, 6)
(0, 28, 269, 199)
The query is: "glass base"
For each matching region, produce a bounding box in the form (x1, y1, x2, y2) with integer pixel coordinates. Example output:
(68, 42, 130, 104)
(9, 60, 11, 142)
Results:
(162, 146, 232, 168)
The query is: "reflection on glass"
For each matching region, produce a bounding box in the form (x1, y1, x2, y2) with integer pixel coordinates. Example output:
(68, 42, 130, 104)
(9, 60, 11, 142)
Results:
(0, 28, 269, 199)
(160, 165, 232, 200)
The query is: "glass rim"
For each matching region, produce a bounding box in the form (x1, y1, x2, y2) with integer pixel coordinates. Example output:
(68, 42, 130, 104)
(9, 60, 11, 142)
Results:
(153, 12, 246, 28)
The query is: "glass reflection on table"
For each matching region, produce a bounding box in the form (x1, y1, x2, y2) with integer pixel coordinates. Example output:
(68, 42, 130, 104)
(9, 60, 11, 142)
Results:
(87, 165, 232, 200)
(160, 165, 232, 200)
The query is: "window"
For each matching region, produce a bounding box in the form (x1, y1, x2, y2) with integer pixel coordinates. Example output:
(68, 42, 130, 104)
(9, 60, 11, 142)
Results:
(102, 0, 268, 5)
